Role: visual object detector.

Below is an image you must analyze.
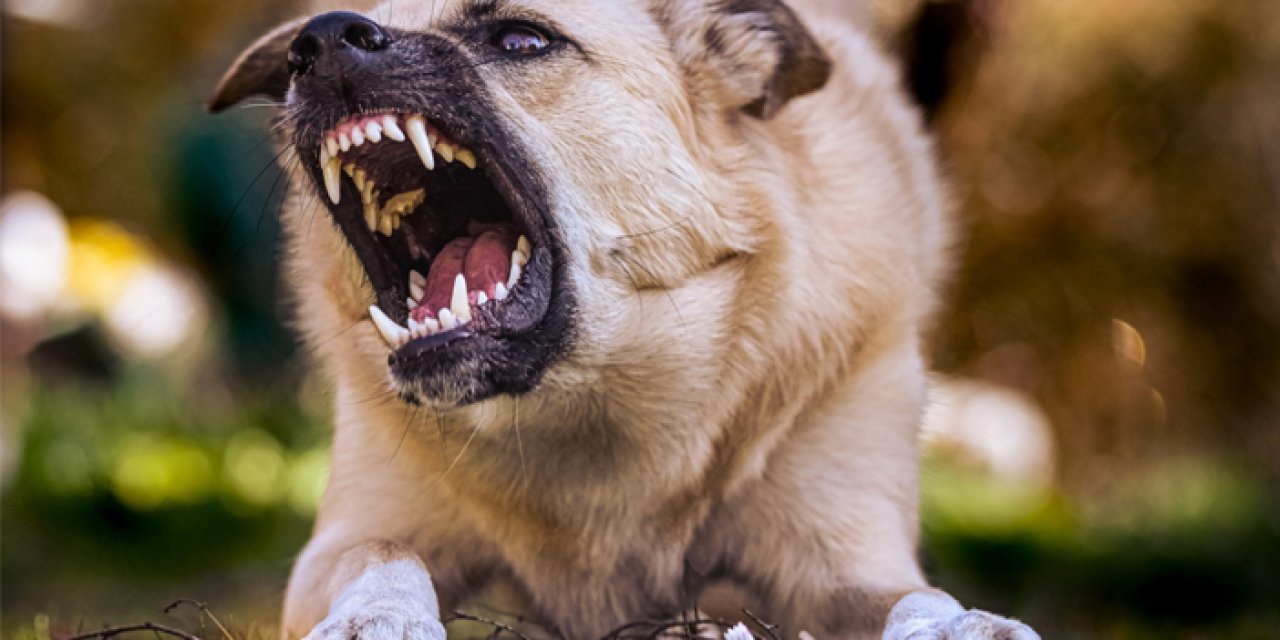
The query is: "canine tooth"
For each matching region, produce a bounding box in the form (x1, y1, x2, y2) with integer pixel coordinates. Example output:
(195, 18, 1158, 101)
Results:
(477, 291, 489, 305)
(438, 308, 457, 330)
(451, 273, 472, 322)
(378, 212, 394, 236)
(456, 148, 476, 169)
(369, 305, 408, 348)
(507, 261, 522, 289)
(517, 235, 531, 256)
(435, 142, 455, 163)
(363, 201, 378, 232)
(405, 116, 436, 170)
(323, 157, 342, 204)
(365, 121, 382, 143)
(494, 282, 509, 301)
(350, 126, 365, 146)
(512, 249, 528, 268)
(325, 136, 340, 158)
(382, 116, 405, 142)
(338, 132, 351, 152)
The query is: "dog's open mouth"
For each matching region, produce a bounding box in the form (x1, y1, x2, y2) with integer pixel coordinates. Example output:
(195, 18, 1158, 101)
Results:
(313, 111, 548, 354)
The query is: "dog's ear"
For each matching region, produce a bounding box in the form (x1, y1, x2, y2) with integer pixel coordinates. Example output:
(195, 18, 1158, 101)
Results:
(661, 0, 832, 119)
(208, 18, 305, 113)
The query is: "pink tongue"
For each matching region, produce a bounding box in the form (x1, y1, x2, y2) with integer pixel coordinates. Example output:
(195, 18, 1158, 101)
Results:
(411, 230, 515, 321)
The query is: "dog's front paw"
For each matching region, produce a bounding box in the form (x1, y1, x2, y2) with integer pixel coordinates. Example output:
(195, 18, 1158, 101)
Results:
(304, 555, 446, 640)
(304, 601, 445, 640)
(884, 591, 1039, 640)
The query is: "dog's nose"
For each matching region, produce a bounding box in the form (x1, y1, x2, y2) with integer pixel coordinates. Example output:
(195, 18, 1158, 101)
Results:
(288, 11, 391, 76)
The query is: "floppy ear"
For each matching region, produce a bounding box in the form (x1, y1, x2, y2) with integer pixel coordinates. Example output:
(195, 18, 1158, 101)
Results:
(208, 18, 306, 113)
(661, 0, 832, 119)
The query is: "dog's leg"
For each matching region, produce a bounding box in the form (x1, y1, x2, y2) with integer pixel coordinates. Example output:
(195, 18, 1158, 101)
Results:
(284, 537, 446, 640)
(882, 590, 1039, 640)
(708, 335, 1040, 639)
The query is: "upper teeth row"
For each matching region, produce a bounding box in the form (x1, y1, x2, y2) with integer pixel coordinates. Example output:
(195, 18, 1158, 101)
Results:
(318, 114, 478, 211)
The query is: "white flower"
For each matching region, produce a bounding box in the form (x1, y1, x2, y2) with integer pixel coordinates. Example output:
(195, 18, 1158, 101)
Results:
(723, 622, 753, 640)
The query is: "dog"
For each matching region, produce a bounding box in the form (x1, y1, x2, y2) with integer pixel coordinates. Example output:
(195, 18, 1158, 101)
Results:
(210, 1, 1039, 638)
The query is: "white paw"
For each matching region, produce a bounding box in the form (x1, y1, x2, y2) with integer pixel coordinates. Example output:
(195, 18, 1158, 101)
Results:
(884, 591, 1039, 640)
(924, 610, 1039, 640)
(304, 602, 446, 640)
(304, 558, 446, 640)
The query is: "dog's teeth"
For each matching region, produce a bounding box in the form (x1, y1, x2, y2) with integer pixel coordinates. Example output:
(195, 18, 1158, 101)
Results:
(407, 317, 425, 337)
(405, 116, 436, 171)
(406, 297, 418, 310)
(325, 136, 340, 158)
(477, 291, 489, 305)
(494, 282, 509, 301)
(342, 163, 355, 177)
(369, 305, 408, 348)
(378, 212, 394, 237)
(365, 121, 382, 143)
(507, 260, 522, 289)
(323, 157, 342, 204)
(363, 201, 378, 231)
(338, 132, 352, 152)
(352, 169, 366, 192)
(451, 273, 472, 322)
(424, 317, 440, 333)
(438, 308, 458, 330)
(517, 235, 531, 257)
(362, 181, 377, 205)
(435, 142, 455, 163)
(409, 270, 426, 301)
(350, 126, 365, 146)
(456, 148, 477, 170)
(382, 116, 405, 142)
(512, 249, 529, 268)
(380, 189, 425, 220)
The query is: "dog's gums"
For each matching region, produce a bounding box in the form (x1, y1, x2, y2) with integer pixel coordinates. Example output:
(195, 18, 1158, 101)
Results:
(318, 112, 534, 348)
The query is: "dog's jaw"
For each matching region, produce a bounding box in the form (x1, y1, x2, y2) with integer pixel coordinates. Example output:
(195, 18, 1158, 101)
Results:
(285, 27, 578, 407)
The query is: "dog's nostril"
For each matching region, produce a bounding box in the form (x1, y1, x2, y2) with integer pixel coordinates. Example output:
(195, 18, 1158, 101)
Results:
(287, 34, 320, 76)
(343, 21, 389, 52)
(288, 11, 391, 76)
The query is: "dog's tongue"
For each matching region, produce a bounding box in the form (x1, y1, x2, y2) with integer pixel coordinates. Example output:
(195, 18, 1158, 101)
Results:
(412, 228, 515, 321)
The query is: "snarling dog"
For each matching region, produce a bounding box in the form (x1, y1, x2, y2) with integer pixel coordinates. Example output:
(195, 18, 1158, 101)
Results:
(211, 1, 1039, 638)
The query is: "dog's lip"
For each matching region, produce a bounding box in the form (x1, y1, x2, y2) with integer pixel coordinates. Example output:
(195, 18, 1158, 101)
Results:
(303, 108, 557, 357)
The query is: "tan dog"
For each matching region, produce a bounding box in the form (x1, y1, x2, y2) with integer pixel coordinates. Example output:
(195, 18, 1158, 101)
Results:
(211, 1, 1038, 638)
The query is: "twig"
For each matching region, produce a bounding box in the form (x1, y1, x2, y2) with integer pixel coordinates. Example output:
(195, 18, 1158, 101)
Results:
(601, 617, 734, 640)
(446, 610, 532, 640)
(67, 622, 201, 640)
(741, 610, 780, 640)
(164, 600, 234, 640)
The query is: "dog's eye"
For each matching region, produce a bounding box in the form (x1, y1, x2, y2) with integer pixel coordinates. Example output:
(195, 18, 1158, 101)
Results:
(492, 25, 549, 55)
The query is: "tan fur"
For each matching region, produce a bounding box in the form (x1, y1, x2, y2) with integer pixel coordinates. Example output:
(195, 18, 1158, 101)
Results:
(216, 0, 1036, 637)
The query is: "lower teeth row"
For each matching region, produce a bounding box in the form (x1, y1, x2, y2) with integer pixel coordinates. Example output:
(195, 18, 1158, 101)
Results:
(367, 239, 530, 349)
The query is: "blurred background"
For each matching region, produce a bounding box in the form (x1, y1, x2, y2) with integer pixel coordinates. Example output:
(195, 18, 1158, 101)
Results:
(1, 0, 1277, 638)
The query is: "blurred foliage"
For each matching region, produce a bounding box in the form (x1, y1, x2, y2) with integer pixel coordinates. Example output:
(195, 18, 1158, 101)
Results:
(928, 0, 1280, 493)
(3, 0, 1280, 638)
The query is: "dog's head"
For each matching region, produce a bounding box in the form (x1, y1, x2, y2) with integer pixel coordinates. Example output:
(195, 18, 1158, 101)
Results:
(212, 0, 830, 407)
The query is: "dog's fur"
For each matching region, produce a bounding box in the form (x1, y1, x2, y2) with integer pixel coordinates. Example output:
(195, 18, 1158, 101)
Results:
(213, 1, 1038, 637)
